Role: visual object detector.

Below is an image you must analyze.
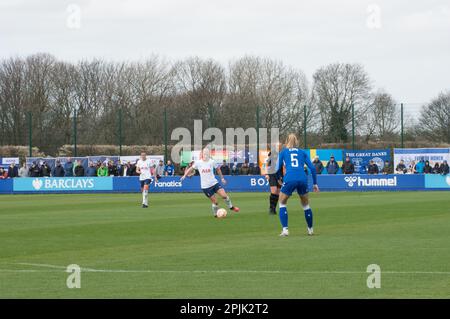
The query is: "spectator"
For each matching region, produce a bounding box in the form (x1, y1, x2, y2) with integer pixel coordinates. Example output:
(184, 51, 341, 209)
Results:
(86, 161, 97, 177)
(29, 161, 41, 177)
(107, 160, 118, 176)
(120, 161, 133, 176)
(155, 160, 165, 179)
(97, 163, 108, 177)
(74, 160, 85, 176)
(151, 164, 158, 177)
(41, 161, 51, 177)
(64, 157, 74, 177)
(325, 156, 339, 174)
(52, 160, 65, 177)
(396, 160, 407, 174)
(431, 163, 441, 174)
(414, 159, 425, 174)
(18, 163, 29, 178)
(0, 167, 7, 179)
(423, 160, 433, 174)
(249, 164, 261, 175)
(219, 160, 230, 175)
(341, 156, 355, 174)
(239, 162, 250, 175)
(7, 163, 18, 178)
(367, 160, 379, 174)
(382, 160, 392, 174)
(231, 162, 239, 176)
(164, 160, 175, 176)
(312, 156, 324, 174)
(407, 160, 416, 174)
(440, 160, 449, 175)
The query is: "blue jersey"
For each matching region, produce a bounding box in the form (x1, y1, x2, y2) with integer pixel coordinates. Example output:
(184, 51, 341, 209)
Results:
(276, 148, 317, 185)
(164, 164, 175, 176)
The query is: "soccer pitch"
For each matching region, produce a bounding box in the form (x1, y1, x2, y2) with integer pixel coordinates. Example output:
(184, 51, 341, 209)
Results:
(0, 192, 449, 298)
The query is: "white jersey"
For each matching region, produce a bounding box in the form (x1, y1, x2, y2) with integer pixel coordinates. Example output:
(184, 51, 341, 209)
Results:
(136, 159, 153, 181)
(193, 159, 219, 189)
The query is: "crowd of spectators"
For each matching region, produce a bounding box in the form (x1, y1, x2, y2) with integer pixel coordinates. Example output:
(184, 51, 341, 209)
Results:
(395, 159, 449, 175)
(0, 157, 177, 179)
(0, 156, 449, 179)
(311, 155, 449, 176)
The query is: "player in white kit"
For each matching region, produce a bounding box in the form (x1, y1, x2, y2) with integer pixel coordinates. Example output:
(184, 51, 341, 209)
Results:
(136, 152, 158, 208)
(181, 148, 240, 217)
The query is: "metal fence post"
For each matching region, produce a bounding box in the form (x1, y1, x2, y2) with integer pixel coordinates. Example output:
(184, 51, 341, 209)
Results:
(303, 105, 307, 148)
(400, 103, 404, 148)
(73, 108, 77, 157)
(256, 105, 260, 167)
(351, 104, 355, 150)
(164, 107, 168, 161)
(28, 112, 32, 157)
(118, 108, 123, 156)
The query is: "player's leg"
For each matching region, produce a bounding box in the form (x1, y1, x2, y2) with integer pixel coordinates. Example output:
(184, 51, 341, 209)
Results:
(268, 176, 280, 215)
(142, 180, 150, 208)
(278, 191, 290, 236)
(203, 186, 220, 217)
(209, 194, 220, 217)
(216, 187, 240, 212)
(299, 187, 314, 235)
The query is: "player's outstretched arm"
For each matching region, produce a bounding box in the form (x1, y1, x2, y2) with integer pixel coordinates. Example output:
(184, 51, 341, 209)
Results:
(180, 166, 193, 181)
(216, 166, 226, 185)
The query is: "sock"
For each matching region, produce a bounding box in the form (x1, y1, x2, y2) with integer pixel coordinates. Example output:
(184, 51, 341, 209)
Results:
(143, 190, 148, 205)
(279, 204, 288, 228)
(269, 193, 279, 209)
(303, 205, 313, 228)
(224, 196, 233, 209)
(212, 204, 219, 216)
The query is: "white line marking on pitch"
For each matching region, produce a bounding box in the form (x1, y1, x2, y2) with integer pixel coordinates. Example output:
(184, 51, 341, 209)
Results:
(5, 263, 450, 275)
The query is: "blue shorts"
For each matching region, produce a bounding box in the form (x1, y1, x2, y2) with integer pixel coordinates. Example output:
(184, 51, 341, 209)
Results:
(202, 183, 223, 198)
(140, 179, 153, 188)
(280, 180, 308, 196)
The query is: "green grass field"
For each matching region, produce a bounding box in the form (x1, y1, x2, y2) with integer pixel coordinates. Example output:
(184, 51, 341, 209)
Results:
(0, 191, 449, 298)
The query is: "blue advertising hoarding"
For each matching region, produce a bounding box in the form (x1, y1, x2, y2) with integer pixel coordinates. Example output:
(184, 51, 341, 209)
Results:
(425, 174, 450, 189)
(13, 177, 113, 192)
(343, 149, 391, 174)
(1, 174, 449, 194)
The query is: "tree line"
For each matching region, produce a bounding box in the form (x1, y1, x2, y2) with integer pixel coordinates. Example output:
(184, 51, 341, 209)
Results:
(0, 53, 448, 156)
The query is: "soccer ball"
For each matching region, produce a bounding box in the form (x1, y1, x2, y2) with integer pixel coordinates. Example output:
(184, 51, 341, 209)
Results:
(216, 208, 227, 219)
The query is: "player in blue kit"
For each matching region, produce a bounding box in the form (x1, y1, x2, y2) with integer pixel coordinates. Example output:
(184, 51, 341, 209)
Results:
(276, 134, 320, 236)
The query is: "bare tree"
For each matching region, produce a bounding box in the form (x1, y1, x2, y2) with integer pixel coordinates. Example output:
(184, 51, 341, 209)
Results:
(419, 91, 450, 143)
(313, 63, 371, 143)
(361, 90, 399, 141)
(226, 56, 313, 139)
(173, 57, 226, 129)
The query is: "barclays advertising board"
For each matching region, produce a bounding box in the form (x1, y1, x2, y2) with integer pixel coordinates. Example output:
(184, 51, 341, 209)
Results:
(13, 177, 113, 192)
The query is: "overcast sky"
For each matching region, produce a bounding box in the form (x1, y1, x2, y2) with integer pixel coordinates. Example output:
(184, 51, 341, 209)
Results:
(1, 0, 449, 109)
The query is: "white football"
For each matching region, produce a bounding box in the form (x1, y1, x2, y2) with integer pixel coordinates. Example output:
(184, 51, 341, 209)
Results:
(216, 208, 227, 219)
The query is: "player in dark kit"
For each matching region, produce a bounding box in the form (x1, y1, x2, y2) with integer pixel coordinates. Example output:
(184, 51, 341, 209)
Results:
(265, 144, 283, 215)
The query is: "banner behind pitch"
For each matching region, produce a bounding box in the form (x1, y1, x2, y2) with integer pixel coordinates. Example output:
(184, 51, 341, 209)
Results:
(2, 174, 449, 194)
(13, 177, 113, 192)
